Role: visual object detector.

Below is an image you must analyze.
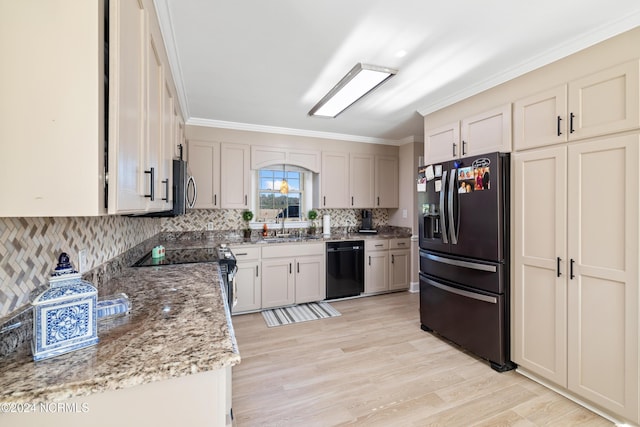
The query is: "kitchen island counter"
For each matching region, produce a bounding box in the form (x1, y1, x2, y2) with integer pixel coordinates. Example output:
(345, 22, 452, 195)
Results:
(0, 262, 239, 404)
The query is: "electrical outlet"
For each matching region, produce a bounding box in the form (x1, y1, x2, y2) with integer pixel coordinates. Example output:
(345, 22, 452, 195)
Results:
(206, 222, 214, 231)
(402, 209, 408, 219)
(78, 249, 88, 273)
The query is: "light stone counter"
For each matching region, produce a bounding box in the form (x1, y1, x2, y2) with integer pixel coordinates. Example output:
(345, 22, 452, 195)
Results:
(0, 262, 240, 404)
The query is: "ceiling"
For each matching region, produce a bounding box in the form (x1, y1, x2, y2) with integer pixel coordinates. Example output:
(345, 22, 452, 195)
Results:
(154, 0, 640, 146)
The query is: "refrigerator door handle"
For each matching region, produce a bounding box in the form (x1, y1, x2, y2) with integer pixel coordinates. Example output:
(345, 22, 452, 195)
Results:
(448, 168, 459, 244)
(424, 252, 497, 272)
(427, 279, 498, 304)
(440, 170, 448, 244)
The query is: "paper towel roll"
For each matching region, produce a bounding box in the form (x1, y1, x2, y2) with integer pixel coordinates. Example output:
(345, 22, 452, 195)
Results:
(322, 215, 331, 237)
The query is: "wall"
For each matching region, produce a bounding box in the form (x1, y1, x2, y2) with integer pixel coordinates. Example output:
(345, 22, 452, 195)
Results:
(0, 216, 159, 319)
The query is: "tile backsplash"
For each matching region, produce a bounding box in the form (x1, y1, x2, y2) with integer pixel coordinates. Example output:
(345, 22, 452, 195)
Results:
(1, 207, 389, 320)
(0, 216, 159, 319)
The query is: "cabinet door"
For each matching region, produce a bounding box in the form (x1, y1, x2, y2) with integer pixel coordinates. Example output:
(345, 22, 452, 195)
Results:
(221, 143, 250, 209)
(461, 104, 512, 157)
(108, 0, 146, 214)
(145, 33, 163, 210)
(513, 85, 568, 151)
(261, 259, 295, 308)
(375, 155, 399, 208)
(234, 261, 261, 313)
(425, 122, 460, 164)
(320, 152, 349, 208)
(365, 251, 389, 294)
(349, 153, 374, 208)
(389, 249, 410, 290)
(567, 134, 639, 421)
(568, 60, 639, 141)
(512, 147, 568, 386)
(188, 141, 220, 209)
(295, 255, 325, 304)
(158, 81, 174, 208)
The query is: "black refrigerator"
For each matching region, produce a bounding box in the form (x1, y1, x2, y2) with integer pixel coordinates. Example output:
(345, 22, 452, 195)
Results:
(417, 151, 514, 372)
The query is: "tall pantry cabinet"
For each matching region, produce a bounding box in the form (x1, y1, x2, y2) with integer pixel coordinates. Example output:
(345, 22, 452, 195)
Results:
(512, 60, 639, 424)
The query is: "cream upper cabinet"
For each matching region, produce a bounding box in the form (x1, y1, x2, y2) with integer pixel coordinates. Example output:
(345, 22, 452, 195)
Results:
(349, 153, 375, 208)
(375, 155, 399, 208)
(189, 141, 221, 209)
(568, 60, 639, 140)
(425, 122, 460, 164)
(460, 104, 512, 157)
(251, 146, 320, 173)
(0, 0, 182, 216)
(514, 60, 639, 151)
(425, 104, 511, 164)
(220, 143, 250, 209)
(513, 85, 568, 151)
(319, 152, 349, 208)
(513, 134, 639, 424)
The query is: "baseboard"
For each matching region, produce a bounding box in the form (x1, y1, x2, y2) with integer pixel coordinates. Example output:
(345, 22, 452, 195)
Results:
(515, 368, 627, 426)
(409, 281, 419, 293)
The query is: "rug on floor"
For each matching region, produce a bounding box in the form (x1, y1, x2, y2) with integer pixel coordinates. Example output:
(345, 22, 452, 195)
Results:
(261, 302, 341, 327)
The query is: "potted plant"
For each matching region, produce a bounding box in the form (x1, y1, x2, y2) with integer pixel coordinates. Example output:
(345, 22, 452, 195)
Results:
(242, 210, 254, 239)
(307, 210, 318, 236)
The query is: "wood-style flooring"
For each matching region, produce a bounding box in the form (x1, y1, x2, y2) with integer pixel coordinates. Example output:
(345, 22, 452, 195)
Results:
(231, 291, 613, 426)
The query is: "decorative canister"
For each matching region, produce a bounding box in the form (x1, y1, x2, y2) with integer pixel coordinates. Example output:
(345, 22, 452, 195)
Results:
(31, 253, 98, 361)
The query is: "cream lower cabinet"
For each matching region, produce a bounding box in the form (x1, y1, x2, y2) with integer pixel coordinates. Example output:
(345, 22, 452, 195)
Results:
(230, 246, 261, 313)
(365, 240, 389, 294)
(261, 243, 325, 309)
(513, 134, 639, 424)
(389, 238, 411, 291)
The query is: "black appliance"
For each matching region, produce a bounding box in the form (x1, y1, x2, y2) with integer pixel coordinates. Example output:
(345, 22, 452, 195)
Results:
(326, 241, 365, 299)
(139, 145, 196, 217)
(418, 152, 514, 372)
(358, 210, 376, 233)
(132, 246, 237, 312)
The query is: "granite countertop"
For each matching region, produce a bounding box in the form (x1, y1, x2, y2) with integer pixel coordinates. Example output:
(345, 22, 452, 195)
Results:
(0, 262, 240, 404)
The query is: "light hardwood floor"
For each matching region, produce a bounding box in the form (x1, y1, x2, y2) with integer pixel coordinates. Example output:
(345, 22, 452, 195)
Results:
(231, 291, 613, 427)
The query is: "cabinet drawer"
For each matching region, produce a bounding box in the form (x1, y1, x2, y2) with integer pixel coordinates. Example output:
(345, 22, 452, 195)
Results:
(229, 246, 261, 261)
(365, 239, 389, 251)
(261, 242, 324, 259)
(389, 238, 410, 250)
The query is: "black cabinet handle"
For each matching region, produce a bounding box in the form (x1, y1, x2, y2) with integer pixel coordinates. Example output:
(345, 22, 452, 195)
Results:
(351, 196, 354, 206)
(569, 112, 575, 134)
(297, 262, 300, 274)
(214, 194, 217, 206)
(256, 265, 259, 277)
(369, 256, 371, 266)
(377, 196, 380, 206)
(462, 140, 467, 156)
(144, 167, 155, 201)
(323, 196, 326, 206)
(245, 195, 248, 205)
(452, 143, 457, 157)
(162, 179, 169, 202)
(557, 116, 562, 136)
(570, 259, 575, 279)
(557, 257, 561, 277)
(289, 263, 292, 274)
(392, 254, 395, 264)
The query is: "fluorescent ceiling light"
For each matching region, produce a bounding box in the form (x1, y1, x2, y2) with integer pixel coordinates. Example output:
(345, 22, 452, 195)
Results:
(309, 63, 397, 118)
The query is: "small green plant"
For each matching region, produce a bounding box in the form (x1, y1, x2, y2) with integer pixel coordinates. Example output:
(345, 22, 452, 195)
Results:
(307, 210, 318, 221)
(242, 210, 254, 238)
(307, 210, 318, 236)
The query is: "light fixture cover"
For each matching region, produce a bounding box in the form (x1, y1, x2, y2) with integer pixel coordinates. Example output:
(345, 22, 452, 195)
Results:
(309, 63, 397, 118)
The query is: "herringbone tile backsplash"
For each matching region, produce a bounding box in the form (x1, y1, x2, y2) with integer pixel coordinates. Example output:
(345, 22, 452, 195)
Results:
(1, 208, 389, 319)
(0, 216, 159, 319)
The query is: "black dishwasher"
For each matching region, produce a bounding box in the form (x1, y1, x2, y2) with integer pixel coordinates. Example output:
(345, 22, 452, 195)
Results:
(326, 241, 365, 299)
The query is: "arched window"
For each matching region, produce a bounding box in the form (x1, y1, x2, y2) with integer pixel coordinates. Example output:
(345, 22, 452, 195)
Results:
(257, 166, 305, 220)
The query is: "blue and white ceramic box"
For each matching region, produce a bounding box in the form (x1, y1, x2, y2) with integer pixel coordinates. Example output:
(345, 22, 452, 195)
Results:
(31, 253, 98, 361)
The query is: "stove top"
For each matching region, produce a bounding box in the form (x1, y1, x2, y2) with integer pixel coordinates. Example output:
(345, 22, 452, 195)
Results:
(133, 247, 220, 267)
